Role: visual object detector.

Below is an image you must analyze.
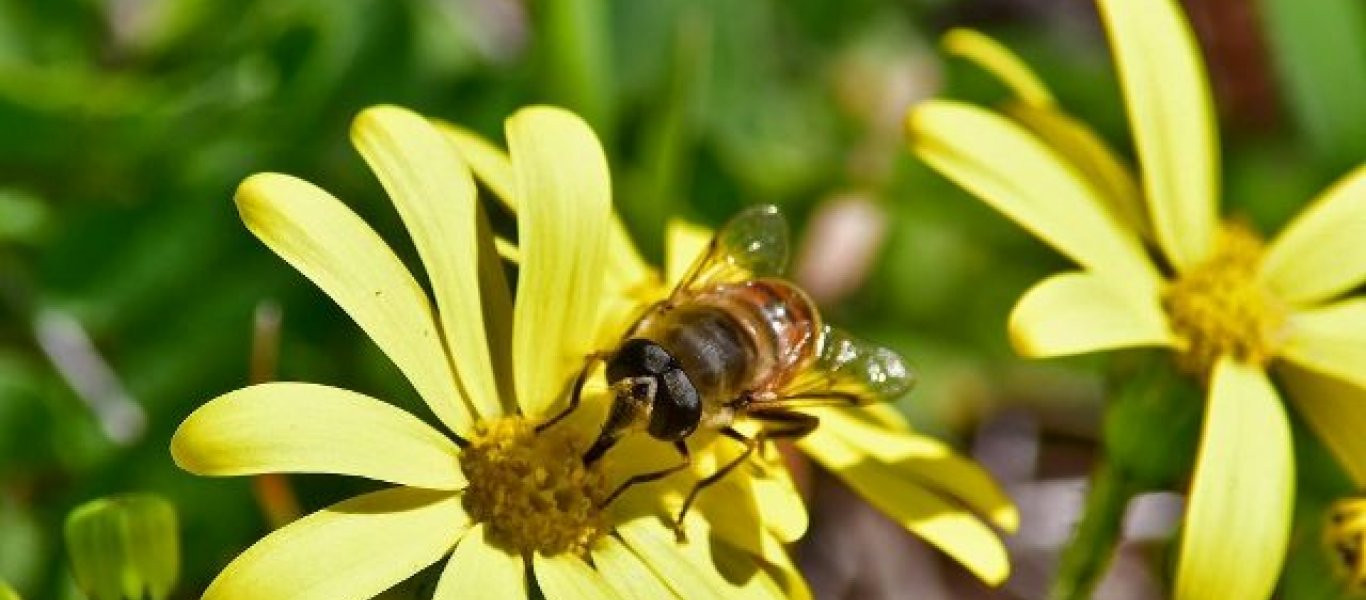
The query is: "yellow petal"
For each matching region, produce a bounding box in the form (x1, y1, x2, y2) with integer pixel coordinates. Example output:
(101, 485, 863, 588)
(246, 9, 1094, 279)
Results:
(235, 173, 472, 435)
(803, 406, 1018, 533)
(938, 29, 1146, 236)
(692, 444, 807, 554)
(665, 218, 714, 290)
(534, 553, 621, 600)
(591, 535, 681, 600)
(507, 106, 612, 417)
(1280, 363, 1366, 487)
(1008, 270, 1173, 358)
(172, 383, 465, 490)
(432, 119, 517, 209)
(747, 534, 811, 600)
(941, 28, 1055, 108)
(1281, 298, 1366, 390)
(433, 523, 527, 599)
(353, 105, 513, 419)
(708, 541, 791, 600)
(593, 217, 661, 350)
(1004, 104, 1148, 238)
(204, 487, 467, 600)
(1175, 358, 1292, 600)
(1260, 165, 1366, 304)
(495, 236, 522, 263)
(1096, 0, 1219, 271)
(750, 468, 808, 543)
(431, 119, 655, 344)
(798, 427, 1011, 585)
(906, 100, 1158, 296)
(616, 518, 733, 600)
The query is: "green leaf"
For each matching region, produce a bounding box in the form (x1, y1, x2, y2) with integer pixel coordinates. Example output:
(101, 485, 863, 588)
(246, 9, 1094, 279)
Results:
(1256, 0, 1366, 169)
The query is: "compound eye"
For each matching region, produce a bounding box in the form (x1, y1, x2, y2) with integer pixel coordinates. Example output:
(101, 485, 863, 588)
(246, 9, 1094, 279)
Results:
(642, 343, 673, 373)
(648, 369, 701, 441)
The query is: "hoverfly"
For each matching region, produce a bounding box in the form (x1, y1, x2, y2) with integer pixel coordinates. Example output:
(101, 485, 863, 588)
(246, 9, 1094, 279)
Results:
(537, 205, 914, 538)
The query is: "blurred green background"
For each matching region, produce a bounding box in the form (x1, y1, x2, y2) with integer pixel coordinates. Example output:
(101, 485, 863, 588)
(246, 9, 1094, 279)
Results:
(2, 0, 1365, 598)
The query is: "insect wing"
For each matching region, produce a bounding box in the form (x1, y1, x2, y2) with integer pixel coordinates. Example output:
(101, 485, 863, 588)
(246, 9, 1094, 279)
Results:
(778, 326, 915, 405)
(672, 204, 790, 298)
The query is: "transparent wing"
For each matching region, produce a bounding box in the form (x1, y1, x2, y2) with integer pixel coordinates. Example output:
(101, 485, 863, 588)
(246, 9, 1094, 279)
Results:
(771, 326, 916, 406)
(671, 204, 790, 298)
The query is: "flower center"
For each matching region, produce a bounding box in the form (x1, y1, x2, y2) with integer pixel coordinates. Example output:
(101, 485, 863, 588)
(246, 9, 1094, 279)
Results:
(1161, 223, 1284, 376)
(459, 417, 609, 556)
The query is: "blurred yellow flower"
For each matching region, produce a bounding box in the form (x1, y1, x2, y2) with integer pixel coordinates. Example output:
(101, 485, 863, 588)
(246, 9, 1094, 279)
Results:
(172, 102, 1015, 599)
(907, 1, 1366, 599)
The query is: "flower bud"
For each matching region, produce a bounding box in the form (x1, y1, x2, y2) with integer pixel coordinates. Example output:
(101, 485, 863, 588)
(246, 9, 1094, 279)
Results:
(64, 494, 179, 600)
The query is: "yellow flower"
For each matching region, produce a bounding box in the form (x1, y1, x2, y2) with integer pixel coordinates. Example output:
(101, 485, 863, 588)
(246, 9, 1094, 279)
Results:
(172, 101, 1014, 599)
(907, 2, 1366, 599)
(442, 118, 1018, 587)
(172, 105, 802, 600)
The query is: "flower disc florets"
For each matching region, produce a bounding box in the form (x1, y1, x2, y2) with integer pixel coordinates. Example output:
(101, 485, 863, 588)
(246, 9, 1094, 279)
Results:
(1162, 223, 1285, 376)
(459, 417, 609, 556)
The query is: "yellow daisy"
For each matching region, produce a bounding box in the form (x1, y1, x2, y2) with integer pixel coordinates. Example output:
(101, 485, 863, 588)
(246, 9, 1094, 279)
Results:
(172, 101, 1014, 599)
(173, 105, 799, 600)
(439, 120, 1019, 588)
(907, 1, 1366, 598)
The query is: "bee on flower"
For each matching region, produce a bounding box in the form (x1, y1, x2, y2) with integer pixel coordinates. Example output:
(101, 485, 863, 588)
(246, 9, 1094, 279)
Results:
(906, 0, 1366, 598)
(171, 103, 1015, 599)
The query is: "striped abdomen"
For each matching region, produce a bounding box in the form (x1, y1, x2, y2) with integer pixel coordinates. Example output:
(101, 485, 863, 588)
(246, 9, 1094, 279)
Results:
(639, 279, 821, 407)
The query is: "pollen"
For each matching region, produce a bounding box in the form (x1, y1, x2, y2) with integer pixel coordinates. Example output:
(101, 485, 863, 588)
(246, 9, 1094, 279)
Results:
(1161, 223, 1285, 376)
(459, 416, 609, 556)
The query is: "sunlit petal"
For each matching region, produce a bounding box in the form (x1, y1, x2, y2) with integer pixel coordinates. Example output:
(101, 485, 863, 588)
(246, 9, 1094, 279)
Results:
(591, 535, 681, 600)
(941, 28, 1055, 108)
(1009, 271, 1174, 358)
(665, 218, 714, 290)
(507, 106, 612, 417)
(234, 173, 472, 435)
(1281, 363, 1366, 487)
(1004, 105, 1148, 237)
(172, 383, 464, 490)
(594, 218, 661, 349)
(204, 487, 466, 600)
(431, 118, 659, 353)
(906, 100, 1158, 296)
(1175, 358, 1292, 600)
(617, 518, 737, 600)
(534, 553, 622, 600)
(803, 406, 1018, 533)
(353, 105, 513, 418)
(798, 425, 1010, 585)
(1281, 298, 1366, 390)
(433, 119, 516, 208)
(1261, 165, 1366, 305)
(433, 524, 527, 599)
(939, 29, 1146, 236)
(1096, 0, 1219, 270)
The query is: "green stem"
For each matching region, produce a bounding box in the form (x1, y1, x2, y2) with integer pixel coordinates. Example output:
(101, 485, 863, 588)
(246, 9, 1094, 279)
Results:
(1048, 461, 1141, 600)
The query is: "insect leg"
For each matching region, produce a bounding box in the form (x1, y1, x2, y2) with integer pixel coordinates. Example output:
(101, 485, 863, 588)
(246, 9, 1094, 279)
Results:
(599, 440, 691, 507)
(748, 409, 821, 439)
(536, 352, 607, 434)
(673, 427, 758, 542)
